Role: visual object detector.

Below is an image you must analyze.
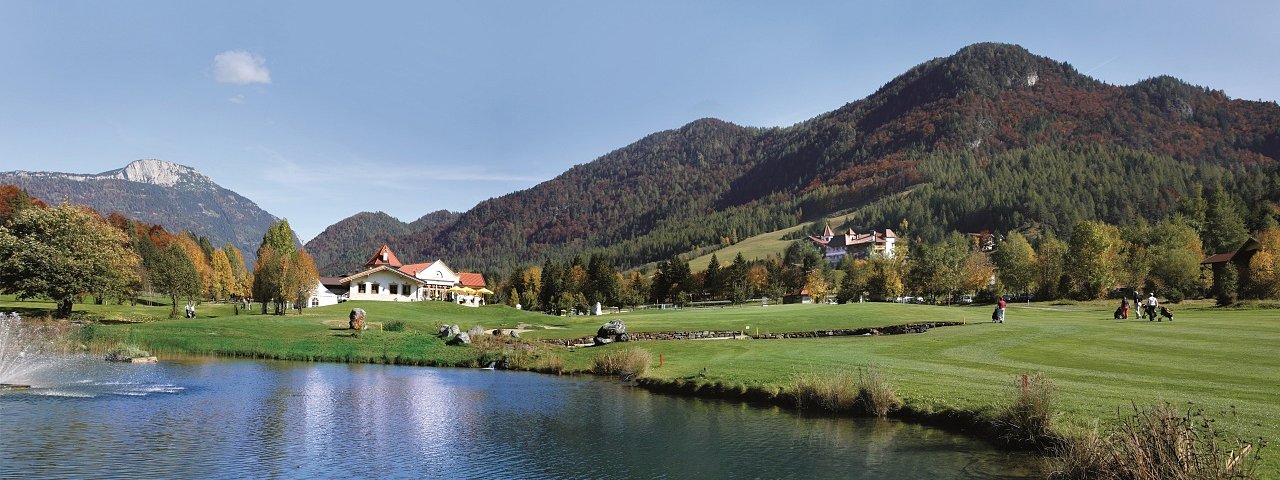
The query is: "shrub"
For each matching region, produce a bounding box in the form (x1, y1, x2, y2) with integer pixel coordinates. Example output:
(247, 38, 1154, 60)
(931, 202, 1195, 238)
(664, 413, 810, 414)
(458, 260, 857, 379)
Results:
(995, 372, 1058, 448)
(1164, 289, 1184, 304)
(383, 320, 405, 332)
(1052, 403, 1266, 479)
(792, 371, 858, 413)
(591, 348, 651, 378)
(856, 365, 900, 417)
(105, 343, 150, 361)
(534, 354, 565, 374)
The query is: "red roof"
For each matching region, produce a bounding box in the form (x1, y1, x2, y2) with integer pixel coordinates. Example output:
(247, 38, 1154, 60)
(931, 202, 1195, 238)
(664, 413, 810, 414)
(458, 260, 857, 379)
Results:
(458, 272, 486, 287)
(364, 245, 402, 268)
(399, 262, 431, 276)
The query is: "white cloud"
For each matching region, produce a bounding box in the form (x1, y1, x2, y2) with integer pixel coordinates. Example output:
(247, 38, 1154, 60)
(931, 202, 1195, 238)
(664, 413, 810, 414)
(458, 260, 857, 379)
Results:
(213, 50, 272, 85)
(228, 94, 246, 104)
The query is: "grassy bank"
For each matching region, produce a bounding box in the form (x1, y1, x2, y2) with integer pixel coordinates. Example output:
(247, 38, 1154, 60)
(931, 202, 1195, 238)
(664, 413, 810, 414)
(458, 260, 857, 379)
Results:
(5, 295, 1276, 474)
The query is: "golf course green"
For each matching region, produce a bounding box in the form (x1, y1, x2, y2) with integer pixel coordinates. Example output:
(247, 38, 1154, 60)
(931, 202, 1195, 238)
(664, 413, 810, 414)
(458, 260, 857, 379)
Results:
(5, 295, 1276, 474)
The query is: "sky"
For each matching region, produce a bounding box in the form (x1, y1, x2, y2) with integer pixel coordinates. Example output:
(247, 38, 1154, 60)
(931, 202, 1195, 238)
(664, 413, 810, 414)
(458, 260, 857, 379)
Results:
(1, 1, 1277, 242)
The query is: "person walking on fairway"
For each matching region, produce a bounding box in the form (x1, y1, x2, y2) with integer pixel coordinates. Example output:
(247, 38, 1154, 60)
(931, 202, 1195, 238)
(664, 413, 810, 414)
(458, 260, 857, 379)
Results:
(1146, 293, 1159, 322)
(996, 297, 1007, 323)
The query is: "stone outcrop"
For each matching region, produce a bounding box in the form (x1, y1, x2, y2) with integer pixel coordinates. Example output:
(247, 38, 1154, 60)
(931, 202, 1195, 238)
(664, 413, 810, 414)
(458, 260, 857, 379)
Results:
(448, 332, 472, 345)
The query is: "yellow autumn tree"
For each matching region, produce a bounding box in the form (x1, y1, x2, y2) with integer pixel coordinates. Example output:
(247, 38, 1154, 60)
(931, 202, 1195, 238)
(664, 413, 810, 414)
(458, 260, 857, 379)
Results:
(173, 234, 213, 300)
(1250, 228, 1280, 299)
(209, 248, 234, 300)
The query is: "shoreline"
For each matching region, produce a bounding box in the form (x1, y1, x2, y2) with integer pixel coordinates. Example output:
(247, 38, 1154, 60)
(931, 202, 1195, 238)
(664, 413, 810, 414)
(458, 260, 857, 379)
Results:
(124, 340, 1054, 467)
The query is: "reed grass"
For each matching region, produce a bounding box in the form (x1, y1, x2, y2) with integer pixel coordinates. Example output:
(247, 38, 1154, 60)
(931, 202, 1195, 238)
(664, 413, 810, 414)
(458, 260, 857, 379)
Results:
(591, 348, 651, 377)
(1052, 403, 1266, 479)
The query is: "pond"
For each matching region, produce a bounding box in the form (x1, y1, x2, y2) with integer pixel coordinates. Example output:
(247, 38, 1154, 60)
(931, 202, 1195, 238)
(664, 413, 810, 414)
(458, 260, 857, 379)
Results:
(0, 356, 1044, 478)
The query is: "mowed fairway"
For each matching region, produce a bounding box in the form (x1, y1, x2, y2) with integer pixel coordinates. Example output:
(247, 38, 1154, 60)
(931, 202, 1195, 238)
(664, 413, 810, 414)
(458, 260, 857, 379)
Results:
(578, 301, 1280, 473)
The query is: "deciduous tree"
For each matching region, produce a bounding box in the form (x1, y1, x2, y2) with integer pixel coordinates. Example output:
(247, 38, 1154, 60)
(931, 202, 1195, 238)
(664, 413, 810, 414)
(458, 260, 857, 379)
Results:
(0, 205, 141, 317)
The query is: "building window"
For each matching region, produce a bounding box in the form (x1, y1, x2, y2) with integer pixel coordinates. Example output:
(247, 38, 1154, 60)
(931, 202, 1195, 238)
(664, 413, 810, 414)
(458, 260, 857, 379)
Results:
(389, 284, 399, 295)
(370, 283, 380, 294)
(311, 298, 319, 307)
(357, 283, 366, 294)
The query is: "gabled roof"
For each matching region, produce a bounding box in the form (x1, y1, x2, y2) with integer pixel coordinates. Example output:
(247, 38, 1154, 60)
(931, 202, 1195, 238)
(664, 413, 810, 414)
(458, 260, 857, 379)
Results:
(319, 276, 345, 288)
(399, 262, 431, 276)
(458, 272, 486, 287)
(364, 245, 402, 268)
(1200, 252, 1235, 265)
(822, 224, 834, 238)
(340, 265, 425, 285)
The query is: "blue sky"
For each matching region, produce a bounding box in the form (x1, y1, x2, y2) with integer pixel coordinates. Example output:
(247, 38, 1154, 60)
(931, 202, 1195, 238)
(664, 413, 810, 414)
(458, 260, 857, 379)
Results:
(1, 1, 1277, 242)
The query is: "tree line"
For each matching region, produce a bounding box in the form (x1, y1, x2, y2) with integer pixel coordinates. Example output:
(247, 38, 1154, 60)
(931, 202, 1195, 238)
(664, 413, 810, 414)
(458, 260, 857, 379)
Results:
(0, 185, 318, 317)
(493, 181, 1279, 312)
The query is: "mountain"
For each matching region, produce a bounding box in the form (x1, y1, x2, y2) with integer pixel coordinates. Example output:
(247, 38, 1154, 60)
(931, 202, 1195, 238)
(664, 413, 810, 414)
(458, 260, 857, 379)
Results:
(305, 210, 459, 275)
(308, 42, 1280, 275)
(0, 159, 280, 265)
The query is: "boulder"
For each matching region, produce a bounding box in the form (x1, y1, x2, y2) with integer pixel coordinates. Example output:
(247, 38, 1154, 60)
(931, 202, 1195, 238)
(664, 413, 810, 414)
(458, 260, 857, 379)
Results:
(348, 308, 367, 330)
(438, 325, 451, 337)
(450, 325, 461, 336)
(509, 330, 520, 338)
(593, 336, 613, 346)
(597, 319, 626, 337)
(448, 332, 472, 345)
(467, 326, 485, 337)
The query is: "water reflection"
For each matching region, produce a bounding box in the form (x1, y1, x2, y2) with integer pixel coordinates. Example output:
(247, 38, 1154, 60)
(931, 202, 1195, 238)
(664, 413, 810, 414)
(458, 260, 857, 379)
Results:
(0, 356, 1042, 478)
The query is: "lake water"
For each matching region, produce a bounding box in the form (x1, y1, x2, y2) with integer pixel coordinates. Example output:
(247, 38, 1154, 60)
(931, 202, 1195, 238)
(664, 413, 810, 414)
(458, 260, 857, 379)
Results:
(0, 356, 1043, 478)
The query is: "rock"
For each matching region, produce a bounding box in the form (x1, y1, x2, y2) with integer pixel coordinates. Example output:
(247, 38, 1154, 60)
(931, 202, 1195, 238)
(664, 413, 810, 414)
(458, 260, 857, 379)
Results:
(349, 308, 367, 330)
(438, 325, 451, 337)
(509, 330, 520, 338)
(593, 336, 613, 346)
(597, 319, 626, 337)
(467, 326, 484, 337)
(448, 332, 472, 345)
(450, 325, 461, 336)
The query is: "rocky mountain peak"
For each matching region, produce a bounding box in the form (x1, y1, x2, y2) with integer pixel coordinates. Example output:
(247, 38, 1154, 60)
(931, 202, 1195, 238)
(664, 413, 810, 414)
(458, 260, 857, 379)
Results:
(102, 159, 209, 187)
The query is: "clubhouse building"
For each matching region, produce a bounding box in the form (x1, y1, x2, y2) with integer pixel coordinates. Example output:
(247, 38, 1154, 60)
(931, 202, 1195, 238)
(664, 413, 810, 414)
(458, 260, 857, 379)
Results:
(309, 245, 487, 307)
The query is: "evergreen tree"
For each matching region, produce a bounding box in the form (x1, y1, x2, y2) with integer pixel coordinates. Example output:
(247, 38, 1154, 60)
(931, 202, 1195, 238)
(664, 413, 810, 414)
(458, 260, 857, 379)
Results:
(703, 253, 724, 300)
(726, 253, 750, 303)
(538, 259, 562, 314)
(1203, 185, 1249, 254)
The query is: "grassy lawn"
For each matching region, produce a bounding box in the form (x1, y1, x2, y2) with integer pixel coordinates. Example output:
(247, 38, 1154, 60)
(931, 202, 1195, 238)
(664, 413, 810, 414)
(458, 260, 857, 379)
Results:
(519, 302, 984, 339)
(5, 294, 1277, 473)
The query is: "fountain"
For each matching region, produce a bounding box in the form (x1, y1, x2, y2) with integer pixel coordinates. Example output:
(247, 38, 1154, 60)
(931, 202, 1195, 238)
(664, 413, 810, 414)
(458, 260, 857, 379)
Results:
(0, 312, 68, 390)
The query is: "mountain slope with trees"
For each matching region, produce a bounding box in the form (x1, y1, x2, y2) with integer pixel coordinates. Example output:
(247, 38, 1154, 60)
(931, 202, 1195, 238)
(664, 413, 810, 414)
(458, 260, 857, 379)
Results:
(0, 159, 280, 266)
(310, 42, 1280, 275)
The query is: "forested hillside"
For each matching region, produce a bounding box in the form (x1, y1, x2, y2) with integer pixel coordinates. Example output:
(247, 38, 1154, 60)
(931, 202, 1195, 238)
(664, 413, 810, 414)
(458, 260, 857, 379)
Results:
(307, 42, 1280, 276)
(305, 210, 458, 275)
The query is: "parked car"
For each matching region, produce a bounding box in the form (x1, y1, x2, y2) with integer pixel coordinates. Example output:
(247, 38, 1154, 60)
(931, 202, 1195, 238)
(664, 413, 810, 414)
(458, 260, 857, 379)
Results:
(958, 294, 974, 305)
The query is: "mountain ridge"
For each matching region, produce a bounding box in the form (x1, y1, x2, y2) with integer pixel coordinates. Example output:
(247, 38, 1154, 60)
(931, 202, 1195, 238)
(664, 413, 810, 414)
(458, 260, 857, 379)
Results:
(1, 159, 280, 266)
(298, 42, 1279, 275)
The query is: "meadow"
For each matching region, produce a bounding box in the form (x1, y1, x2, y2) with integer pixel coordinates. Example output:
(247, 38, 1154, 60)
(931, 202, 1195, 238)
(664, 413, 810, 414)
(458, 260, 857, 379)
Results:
(4, 295, 1276, 474)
